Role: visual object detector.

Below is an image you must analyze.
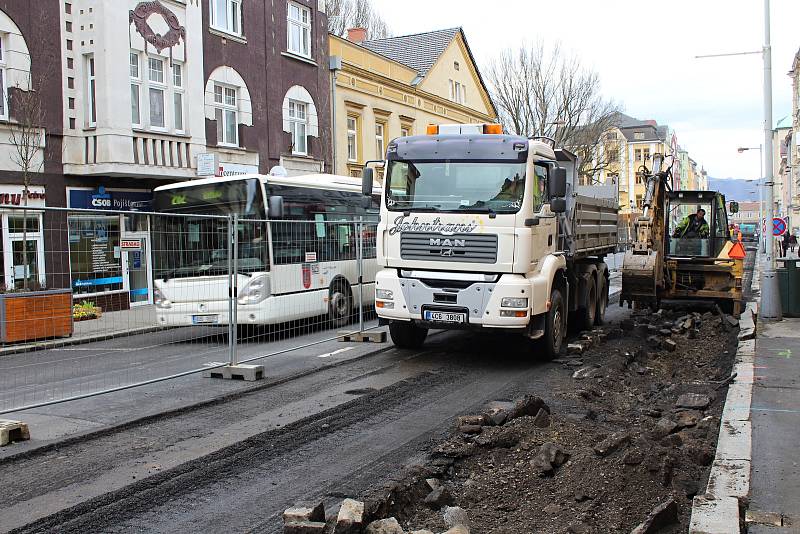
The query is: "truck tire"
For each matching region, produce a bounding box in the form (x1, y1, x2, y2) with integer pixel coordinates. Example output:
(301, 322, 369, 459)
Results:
(328, 282, 353, 328)
(595, 275, 609, 325)
(577, 275, 597, 331)
(540, 288, 565, 360)
(389, 321, 428, 349)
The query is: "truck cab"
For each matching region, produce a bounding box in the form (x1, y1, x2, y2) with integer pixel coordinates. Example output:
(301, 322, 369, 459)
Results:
(363, 124, 618, 358)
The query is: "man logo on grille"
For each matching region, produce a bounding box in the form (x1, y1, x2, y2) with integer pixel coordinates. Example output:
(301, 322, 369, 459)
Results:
(429, 238, 466, 247)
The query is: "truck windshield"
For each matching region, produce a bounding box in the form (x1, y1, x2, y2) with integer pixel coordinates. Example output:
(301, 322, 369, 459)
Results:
(385, 160, 526, 213)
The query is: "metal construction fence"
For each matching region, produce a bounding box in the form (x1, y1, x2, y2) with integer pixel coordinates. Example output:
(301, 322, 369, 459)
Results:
(0, 205, 379, 415)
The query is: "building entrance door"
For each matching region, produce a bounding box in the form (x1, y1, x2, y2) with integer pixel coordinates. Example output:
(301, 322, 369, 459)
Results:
(123, 235, 152, 307)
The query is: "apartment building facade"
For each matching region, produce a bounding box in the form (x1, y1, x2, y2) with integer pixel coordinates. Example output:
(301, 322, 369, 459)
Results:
(328, 27, 496, 178)
(0, 0, 332, 310)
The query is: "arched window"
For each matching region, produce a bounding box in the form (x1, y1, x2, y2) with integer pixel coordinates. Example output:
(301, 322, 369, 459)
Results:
(205, 66, 252, 147)
(0, 9, 31, 121)
(282, 85, 318, 156)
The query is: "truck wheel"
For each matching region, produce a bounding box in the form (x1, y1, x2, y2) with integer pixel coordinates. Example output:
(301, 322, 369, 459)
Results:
(389, 321, 428, 349)
(595, 277, 608, 325)
(328, 282, 353, 328)
(578, 276, 597, 331)
(540, 288, 565, 360)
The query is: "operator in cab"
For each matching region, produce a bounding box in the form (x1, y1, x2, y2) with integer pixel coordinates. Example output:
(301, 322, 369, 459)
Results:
(674, 208, 710, 238)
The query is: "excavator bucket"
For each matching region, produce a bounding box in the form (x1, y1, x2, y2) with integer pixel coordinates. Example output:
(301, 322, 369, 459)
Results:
(621, 249, 660, 307)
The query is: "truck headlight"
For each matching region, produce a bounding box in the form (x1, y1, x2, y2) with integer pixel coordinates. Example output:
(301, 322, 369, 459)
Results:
(376, 300, 395, 309)
(154, 287, 172, 309)
(238, 276, 270, 305)
(376, 289, 394, 300)
(501, 297, 528, 308)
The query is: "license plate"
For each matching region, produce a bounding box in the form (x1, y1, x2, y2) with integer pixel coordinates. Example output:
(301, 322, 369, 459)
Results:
(424, 311, 466, 323)
(192, 315, 219, 324)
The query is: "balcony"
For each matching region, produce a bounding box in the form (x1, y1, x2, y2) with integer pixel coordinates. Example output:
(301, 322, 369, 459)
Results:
(63, 131, 199, 180)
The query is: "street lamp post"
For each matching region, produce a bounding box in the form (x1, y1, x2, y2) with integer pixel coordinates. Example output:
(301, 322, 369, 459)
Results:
(738, 146, 764, 254)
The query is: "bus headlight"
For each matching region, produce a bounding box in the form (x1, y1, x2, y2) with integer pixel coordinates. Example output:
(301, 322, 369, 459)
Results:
(376, 289, 394, 300)
(154, 288, 172, 309)
(501, 297, 528, 308)
(238, 276, 270, 305)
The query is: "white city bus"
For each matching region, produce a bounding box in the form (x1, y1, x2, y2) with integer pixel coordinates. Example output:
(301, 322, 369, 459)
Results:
(151, 173, 379, 327)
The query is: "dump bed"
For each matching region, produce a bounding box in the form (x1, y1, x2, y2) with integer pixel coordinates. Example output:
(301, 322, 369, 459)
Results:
(555, 149, 619, 259)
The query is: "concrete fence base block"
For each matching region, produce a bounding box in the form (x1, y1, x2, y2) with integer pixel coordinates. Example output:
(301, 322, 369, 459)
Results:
(689, 495, 740, 534)
(706, 459, 751, 499)
(721, 382, 752, 423)
(202, 364, 265, 381)
(0, 419, 30, 446)
(337, 330, 387, 343)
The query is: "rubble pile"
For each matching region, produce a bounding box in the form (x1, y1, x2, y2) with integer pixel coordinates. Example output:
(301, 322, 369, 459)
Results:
(283, 307, 738, 533)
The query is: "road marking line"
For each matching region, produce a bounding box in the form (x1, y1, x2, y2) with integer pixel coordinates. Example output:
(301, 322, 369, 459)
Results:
(317, 347, 354, 358)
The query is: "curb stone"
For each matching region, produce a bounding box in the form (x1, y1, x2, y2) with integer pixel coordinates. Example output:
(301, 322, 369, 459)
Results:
(689, 301, 756, 534)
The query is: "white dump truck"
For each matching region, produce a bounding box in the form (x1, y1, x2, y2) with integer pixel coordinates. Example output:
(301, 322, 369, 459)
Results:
(360, 124, 618, 358)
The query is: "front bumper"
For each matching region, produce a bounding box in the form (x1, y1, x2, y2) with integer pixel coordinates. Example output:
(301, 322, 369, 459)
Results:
(374, 269, 532, 330)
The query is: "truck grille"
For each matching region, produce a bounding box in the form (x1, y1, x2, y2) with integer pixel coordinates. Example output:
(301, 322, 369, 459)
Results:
(400, 233, 498, 264)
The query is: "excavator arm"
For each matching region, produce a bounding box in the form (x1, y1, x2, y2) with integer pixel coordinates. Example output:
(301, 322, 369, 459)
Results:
(621, 153, 671, 308)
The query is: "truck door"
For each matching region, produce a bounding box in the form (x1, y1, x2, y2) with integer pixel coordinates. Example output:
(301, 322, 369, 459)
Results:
(530, 164, 554, 270)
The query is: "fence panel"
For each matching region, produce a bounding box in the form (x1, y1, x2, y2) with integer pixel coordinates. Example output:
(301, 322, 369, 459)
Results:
(0, 206, 377, 415)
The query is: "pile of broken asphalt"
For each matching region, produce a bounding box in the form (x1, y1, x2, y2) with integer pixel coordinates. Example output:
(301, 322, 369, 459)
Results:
(351, 307, 740, 534)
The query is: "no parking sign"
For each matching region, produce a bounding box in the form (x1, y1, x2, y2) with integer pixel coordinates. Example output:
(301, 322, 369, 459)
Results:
(773, 217, 787, 236)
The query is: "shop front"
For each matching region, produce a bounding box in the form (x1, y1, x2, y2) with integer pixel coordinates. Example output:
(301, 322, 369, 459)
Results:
(0, 185, 48, 291)
(67, 187, 153, 310)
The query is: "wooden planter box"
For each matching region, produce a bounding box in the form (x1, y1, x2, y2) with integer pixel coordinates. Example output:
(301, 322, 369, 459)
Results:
(0, 289, 74, 343)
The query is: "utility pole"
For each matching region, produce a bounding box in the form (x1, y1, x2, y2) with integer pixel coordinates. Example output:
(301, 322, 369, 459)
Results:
(761, 0, 782, 320)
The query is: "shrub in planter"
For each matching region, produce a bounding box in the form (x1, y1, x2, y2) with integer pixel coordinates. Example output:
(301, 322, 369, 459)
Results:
(73, 301, 103, 321)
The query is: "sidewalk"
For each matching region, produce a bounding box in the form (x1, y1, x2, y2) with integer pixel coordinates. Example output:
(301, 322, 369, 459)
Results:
(749, 317, 800, 532)
(0, 305, 159, 356)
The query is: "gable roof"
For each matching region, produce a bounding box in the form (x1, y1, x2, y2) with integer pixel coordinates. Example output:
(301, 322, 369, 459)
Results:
(361, 27, 460, 78)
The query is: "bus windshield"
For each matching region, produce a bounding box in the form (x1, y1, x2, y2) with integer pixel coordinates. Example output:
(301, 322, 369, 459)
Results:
(152, 179, 268, 279)
(385, 160, 527, 214)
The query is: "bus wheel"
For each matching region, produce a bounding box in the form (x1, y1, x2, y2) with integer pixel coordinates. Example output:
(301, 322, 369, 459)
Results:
(389, 321, 428, 349)
(578, 275, 597, 331)
(540, 288, 564, 360)
(328, 283, 352, 328)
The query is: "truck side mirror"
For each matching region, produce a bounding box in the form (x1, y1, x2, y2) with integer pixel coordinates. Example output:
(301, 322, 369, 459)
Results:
(268, 195, 284, 220)
(362, 167, 374, 197)
(550, 197, 567, 213)
(549, 167, 567, 198)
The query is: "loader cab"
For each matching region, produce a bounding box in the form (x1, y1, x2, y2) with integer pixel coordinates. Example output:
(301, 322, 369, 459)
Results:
(666, 191, 729, 258)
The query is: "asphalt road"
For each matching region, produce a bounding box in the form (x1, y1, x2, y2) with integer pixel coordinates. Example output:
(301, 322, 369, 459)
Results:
(0, 305, 629, 534)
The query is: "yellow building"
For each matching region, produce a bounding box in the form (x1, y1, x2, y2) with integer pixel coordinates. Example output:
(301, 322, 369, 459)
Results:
(329, 27, 497, 178)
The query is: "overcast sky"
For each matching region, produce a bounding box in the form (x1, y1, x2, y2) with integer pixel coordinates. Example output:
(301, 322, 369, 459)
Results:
(371, 0, 799, 181)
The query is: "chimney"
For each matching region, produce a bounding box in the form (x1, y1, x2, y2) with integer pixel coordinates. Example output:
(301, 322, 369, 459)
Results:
(645, 119, 657, 126)
(346, 27, 368, 43)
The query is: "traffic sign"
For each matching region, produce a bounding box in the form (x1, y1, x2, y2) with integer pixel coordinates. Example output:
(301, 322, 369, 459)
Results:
(772, 217, 787, 236)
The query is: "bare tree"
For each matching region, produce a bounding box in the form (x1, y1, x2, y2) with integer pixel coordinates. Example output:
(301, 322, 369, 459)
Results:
(8, 69, 51, 290)
(327, 0, 391, 40)
(485, 42, 621, 181)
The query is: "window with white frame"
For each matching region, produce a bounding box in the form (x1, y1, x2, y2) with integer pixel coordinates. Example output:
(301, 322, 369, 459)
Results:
(173, 62, 184, 132)
(210, 0, 242, 36)
(0, 35, 7, 120)
(375, 122, 385, 158)
(401, 126, 410, 138)
(346, 116, 358, 162)
(86, 55, 97, 126)
(448, 79, 465, 105)
(130, 52, 141, 127)
(288, 99, 307, 154)
(148, 57, 165, 129)
(214, 84, 238, 146)
(287, 2, 311, 58)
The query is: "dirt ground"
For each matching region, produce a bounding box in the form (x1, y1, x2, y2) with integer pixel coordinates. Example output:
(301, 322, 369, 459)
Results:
(366, 307, 739, 534)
